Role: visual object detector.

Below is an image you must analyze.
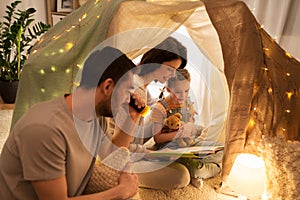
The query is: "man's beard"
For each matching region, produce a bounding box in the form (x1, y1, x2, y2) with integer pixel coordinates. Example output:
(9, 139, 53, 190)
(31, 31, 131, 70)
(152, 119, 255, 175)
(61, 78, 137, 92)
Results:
(95, 99, 113, 117)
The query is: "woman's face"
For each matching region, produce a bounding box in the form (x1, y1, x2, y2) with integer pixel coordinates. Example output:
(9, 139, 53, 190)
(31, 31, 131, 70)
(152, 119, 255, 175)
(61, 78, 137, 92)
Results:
(153, 58, 182, 84)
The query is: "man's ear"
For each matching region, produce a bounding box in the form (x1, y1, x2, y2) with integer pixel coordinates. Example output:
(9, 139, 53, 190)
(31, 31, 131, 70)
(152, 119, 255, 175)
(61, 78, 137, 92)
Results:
(101, 78, 114, 95)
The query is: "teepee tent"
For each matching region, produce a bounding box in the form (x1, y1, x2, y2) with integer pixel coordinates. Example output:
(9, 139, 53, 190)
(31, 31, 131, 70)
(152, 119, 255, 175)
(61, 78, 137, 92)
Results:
(11, 0, 300, 197)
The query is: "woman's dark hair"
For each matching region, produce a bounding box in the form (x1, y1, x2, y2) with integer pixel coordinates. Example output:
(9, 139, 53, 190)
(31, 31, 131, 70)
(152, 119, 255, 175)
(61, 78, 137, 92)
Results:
(80, 46, 136, 88)
(138, 37, 187, 76)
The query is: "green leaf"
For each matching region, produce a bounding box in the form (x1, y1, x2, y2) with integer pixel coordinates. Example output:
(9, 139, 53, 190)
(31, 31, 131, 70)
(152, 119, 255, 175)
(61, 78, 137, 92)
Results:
(0, 0, 50, 81)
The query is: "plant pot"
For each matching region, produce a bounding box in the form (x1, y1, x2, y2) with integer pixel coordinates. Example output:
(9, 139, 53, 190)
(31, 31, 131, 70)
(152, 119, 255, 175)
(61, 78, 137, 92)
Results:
(0, 80, 19, 104)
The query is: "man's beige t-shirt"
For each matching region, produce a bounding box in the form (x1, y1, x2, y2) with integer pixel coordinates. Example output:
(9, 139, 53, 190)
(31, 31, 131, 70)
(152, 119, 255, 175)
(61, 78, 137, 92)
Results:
(0, 96, 106, 199)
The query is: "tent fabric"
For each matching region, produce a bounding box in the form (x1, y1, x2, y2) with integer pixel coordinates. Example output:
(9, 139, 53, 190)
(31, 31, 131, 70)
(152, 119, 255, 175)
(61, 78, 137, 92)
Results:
(11, 0, 300, 184)
(204, 0, 300, 180)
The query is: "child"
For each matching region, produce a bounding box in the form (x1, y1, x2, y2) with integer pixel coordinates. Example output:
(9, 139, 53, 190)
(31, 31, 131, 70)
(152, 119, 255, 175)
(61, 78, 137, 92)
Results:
(151, 68, 196, 149)
(150, 68, 221, 188)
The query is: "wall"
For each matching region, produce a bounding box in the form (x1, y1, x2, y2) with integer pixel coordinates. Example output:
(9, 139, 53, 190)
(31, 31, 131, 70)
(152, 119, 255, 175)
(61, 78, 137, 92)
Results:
(0, 0, 47, 24)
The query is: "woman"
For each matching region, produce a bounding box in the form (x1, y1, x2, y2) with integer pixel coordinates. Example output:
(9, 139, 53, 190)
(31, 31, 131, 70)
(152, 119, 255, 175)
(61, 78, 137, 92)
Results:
(111, 36, 192, 190)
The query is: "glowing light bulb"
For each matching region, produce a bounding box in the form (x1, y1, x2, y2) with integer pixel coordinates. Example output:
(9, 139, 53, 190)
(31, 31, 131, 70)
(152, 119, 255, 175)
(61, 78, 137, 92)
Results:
(73, 82, 80, 87)
(51, 66, 56, 72)
(286, 73, 290, 77)
(66, 27, 73, 32)
(268, 88, 272, 94)
(81, 13, 87, 20)
(285, 52, 292, 58)
(286, 92, 293, 99)
(52, 35, 60, 40)
(40, 69, 45, 75)
(65, 68, 71, 74)
(40, 88, 45, 93)
(77, 64, 82, 69)
(249, 118, 255, 127)
(65, 42, 74, 51)
(285, 110, 291, 113)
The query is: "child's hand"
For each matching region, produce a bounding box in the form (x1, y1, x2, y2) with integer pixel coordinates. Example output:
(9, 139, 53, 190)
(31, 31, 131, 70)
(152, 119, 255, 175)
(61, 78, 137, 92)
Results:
(178, 122, 195, 138)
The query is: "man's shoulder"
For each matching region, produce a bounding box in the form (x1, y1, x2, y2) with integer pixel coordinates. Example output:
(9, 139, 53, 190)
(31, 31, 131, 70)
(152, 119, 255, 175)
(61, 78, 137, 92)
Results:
(30, 95, 65, 111)
(19, 96, 67, 123)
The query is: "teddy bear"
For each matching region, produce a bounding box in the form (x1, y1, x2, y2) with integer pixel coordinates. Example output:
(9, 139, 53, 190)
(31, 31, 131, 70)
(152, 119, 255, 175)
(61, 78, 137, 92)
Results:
(164, 113, 195, 148)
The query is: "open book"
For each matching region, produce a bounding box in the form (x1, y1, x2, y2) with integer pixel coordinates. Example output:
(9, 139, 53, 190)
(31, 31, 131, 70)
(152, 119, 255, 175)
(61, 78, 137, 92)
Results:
(146, 143, 224, 159)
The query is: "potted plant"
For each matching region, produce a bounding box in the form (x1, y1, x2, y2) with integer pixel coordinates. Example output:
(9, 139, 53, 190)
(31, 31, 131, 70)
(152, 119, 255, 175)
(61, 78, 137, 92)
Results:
(0, 0, 50, 103)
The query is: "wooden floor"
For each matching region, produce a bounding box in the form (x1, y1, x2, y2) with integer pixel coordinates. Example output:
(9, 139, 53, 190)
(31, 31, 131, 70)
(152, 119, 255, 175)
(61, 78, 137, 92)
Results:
(0, 97, 15, 110)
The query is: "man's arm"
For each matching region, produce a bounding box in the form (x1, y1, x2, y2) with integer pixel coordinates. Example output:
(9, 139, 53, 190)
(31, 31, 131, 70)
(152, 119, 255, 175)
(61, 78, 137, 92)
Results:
(112, 106, 141, 148)
(32, 171, 138, 200)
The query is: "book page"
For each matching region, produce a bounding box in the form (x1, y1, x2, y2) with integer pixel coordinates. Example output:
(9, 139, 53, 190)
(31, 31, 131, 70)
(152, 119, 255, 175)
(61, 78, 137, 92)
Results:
(146, 143, 224, 159)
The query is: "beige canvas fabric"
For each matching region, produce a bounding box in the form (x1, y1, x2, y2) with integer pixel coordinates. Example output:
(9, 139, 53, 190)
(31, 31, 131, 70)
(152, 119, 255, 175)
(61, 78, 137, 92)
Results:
(204, 0, 300, 179)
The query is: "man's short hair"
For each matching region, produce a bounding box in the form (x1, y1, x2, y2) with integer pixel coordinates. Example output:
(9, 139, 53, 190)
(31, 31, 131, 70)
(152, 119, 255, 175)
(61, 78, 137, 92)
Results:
(80, 46, 136, 88)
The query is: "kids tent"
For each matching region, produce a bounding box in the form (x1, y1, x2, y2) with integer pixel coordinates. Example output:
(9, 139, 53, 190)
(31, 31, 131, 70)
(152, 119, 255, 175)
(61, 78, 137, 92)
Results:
(11, 0, 300, 196)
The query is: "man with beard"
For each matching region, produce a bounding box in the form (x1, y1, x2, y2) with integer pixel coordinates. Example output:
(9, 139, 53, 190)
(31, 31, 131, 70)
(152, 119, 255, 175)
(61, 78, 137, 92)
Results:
(0, 46, 140, 200)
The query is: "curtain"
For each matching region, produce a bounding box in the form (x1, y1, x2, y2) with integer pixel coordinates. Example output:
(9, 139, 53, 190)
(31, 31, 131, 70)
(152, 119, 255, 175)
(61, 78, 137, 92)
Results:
(243, 0, 300, 61)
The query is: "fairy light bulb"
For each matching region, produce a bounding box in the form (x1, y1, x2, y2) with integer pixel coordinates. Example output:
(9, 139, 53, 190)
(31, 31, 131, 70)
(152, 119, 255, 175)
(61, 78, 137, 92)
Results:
(81, 13, 87, 20)
(286, 92, 293, 99)
(73, 82, 80, 87)
(50, 66, 56, 72)
(65, 68, 71, 74)
(65, 42, 74, 51)
(268, 88, 272, 94)
(285, 52, 292, 58)
(262, 67, 268, 72)
(249, 118, 255, 127)
(77, 64, 82, 69)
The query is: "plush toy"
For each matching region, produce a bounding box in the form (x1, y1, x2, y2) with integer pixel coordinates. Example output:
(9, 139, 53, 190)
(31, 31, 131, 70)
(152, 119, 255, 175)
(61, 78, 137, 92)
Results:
(164, 113, 194, 148)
